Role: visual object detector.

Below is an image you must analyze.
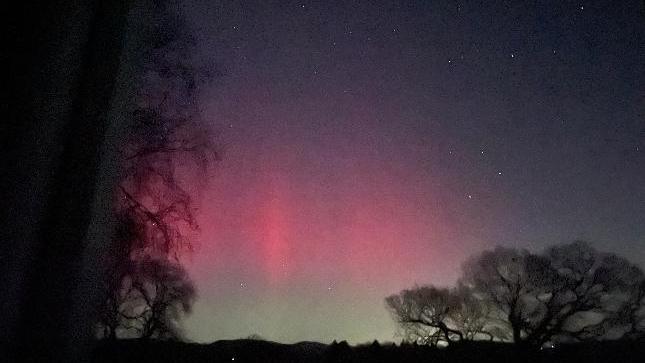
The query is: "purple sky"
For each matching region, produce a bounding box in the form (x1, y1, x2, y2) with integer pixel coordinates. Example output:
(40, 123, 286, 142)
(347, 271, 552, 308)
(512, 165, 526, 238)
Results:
(178, 0, 644, 343)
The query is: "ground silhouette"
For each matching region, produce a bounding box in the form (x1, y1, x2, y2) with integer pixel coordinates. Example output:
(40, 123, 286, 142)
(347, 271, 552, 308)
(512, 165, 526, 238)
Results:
(91, 338, 645, 363)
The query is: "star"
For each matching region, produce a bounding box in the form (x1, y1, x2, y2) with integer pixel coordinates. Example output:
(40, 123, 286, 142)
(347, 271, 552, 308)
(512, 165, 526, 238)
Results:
(497, 171, 503, 176)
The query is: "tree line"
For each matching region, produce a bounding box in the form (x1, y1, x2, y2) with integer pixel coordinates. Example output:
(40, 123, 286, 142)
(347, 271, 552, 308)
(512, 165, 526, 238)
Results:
(386, 241, 645, 348)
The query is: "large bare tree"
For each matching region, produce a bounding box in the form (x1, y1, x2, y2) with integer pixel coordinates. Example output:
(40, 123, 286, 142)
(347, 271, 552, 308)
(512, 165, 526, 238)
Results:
(459, 246, 550, 343)
(460, 241, 645, 346)
(96, 0, 218, 340)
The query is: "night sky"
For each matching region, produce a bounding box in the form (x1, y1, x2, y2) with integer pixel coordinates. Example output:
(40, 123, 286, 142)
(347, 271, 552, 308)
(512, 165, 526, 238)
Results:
(179, 0, 644, 343)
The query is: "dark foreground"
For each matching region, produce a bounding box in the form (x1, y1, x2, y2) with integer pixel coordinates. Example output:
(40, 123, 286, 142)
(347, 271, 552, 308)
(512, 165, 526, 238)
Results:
(92, 339, 645, 363)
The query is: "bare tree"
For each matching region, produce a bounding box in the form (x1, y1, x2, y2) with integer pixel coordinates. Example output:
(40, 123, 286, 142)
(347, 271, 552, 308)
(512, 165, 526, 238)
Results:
(95, 0, 219, 340)
(386, 285, 506, 346)
(460, 247, 543, 343)
(523, 243, 643, 344)
(460, 241, 645, 346)
(450, 284, 509, 341)
(386, 286, 461, 346)
(119, 257, 196, 339)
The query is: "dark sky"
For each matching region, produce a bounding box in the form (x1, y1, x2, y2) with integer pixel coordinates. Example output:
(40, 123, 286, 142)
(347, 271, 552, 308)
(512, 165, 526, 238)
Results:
(179, 0, 644, 343)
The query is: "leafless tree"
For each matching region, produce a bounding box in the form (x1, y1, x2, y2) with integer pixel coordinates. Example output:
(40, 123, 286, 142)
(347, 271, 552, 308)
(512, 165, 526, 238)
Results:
(460, 246, 552, 344)
(95, 0, 219, 340)
(386, 286, 461, 346)
(450, 284, 509, 341)
(525, 243, 643, 344)
(460, 241, 645, 346)
(386, 285, 506, 346)
(118, 257, 196, 339)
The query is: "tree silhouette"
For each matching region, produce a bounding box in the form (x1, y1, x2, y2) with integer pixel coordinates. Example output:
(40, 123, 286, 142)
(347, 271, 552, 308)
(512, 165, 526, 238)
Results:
(386, 286, 462, 346)
(388, 241, 645, 347)
(450, 284, 509, 341)
(460, 241, 644, 346)
(95, 0, 218, 340)
(621, 280, 645, 339)
(386, 285, 506, 346)
(119, 257, 196, 339)
(459, 246, 548, 344)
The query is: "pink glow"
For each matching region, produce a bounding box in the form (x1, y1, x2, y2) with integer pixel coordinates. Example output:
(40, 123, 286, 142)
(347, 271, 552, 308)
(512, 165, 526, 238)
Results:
(255, 173, 293, 284)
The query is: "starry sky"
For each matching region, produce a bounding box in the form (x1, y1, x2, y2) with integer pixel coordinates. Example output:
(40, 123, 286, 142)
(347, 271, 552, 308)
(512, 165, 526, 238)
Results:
(178, 0, 644, 343)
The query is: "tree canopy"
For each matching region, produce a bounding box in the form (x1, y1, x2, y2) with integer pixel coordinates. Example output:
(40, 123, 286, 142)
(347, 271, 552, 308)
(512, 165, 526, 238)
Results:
(387, 241, 645, 347)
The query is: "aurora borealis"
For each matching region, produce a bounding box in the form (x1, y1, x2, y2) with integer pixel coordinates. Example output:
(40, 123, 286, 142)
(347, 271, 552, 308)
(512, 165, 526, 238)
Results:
(177, 0, 644, 343)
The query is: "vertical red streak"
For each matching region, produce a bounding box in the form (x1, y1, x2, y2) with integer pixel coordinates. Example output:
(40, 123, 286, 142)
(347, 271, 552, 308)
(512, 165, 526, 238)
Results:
(258, 173, 291, 284)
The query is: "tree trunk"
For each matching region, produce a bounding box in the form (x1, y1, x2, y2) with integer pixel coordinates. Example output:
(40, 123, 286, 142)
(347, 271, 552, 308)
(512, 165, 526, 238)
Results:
(512, 325, 522, 343)
(509, 313, 522, 343)
(437, 322, 463, 344)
